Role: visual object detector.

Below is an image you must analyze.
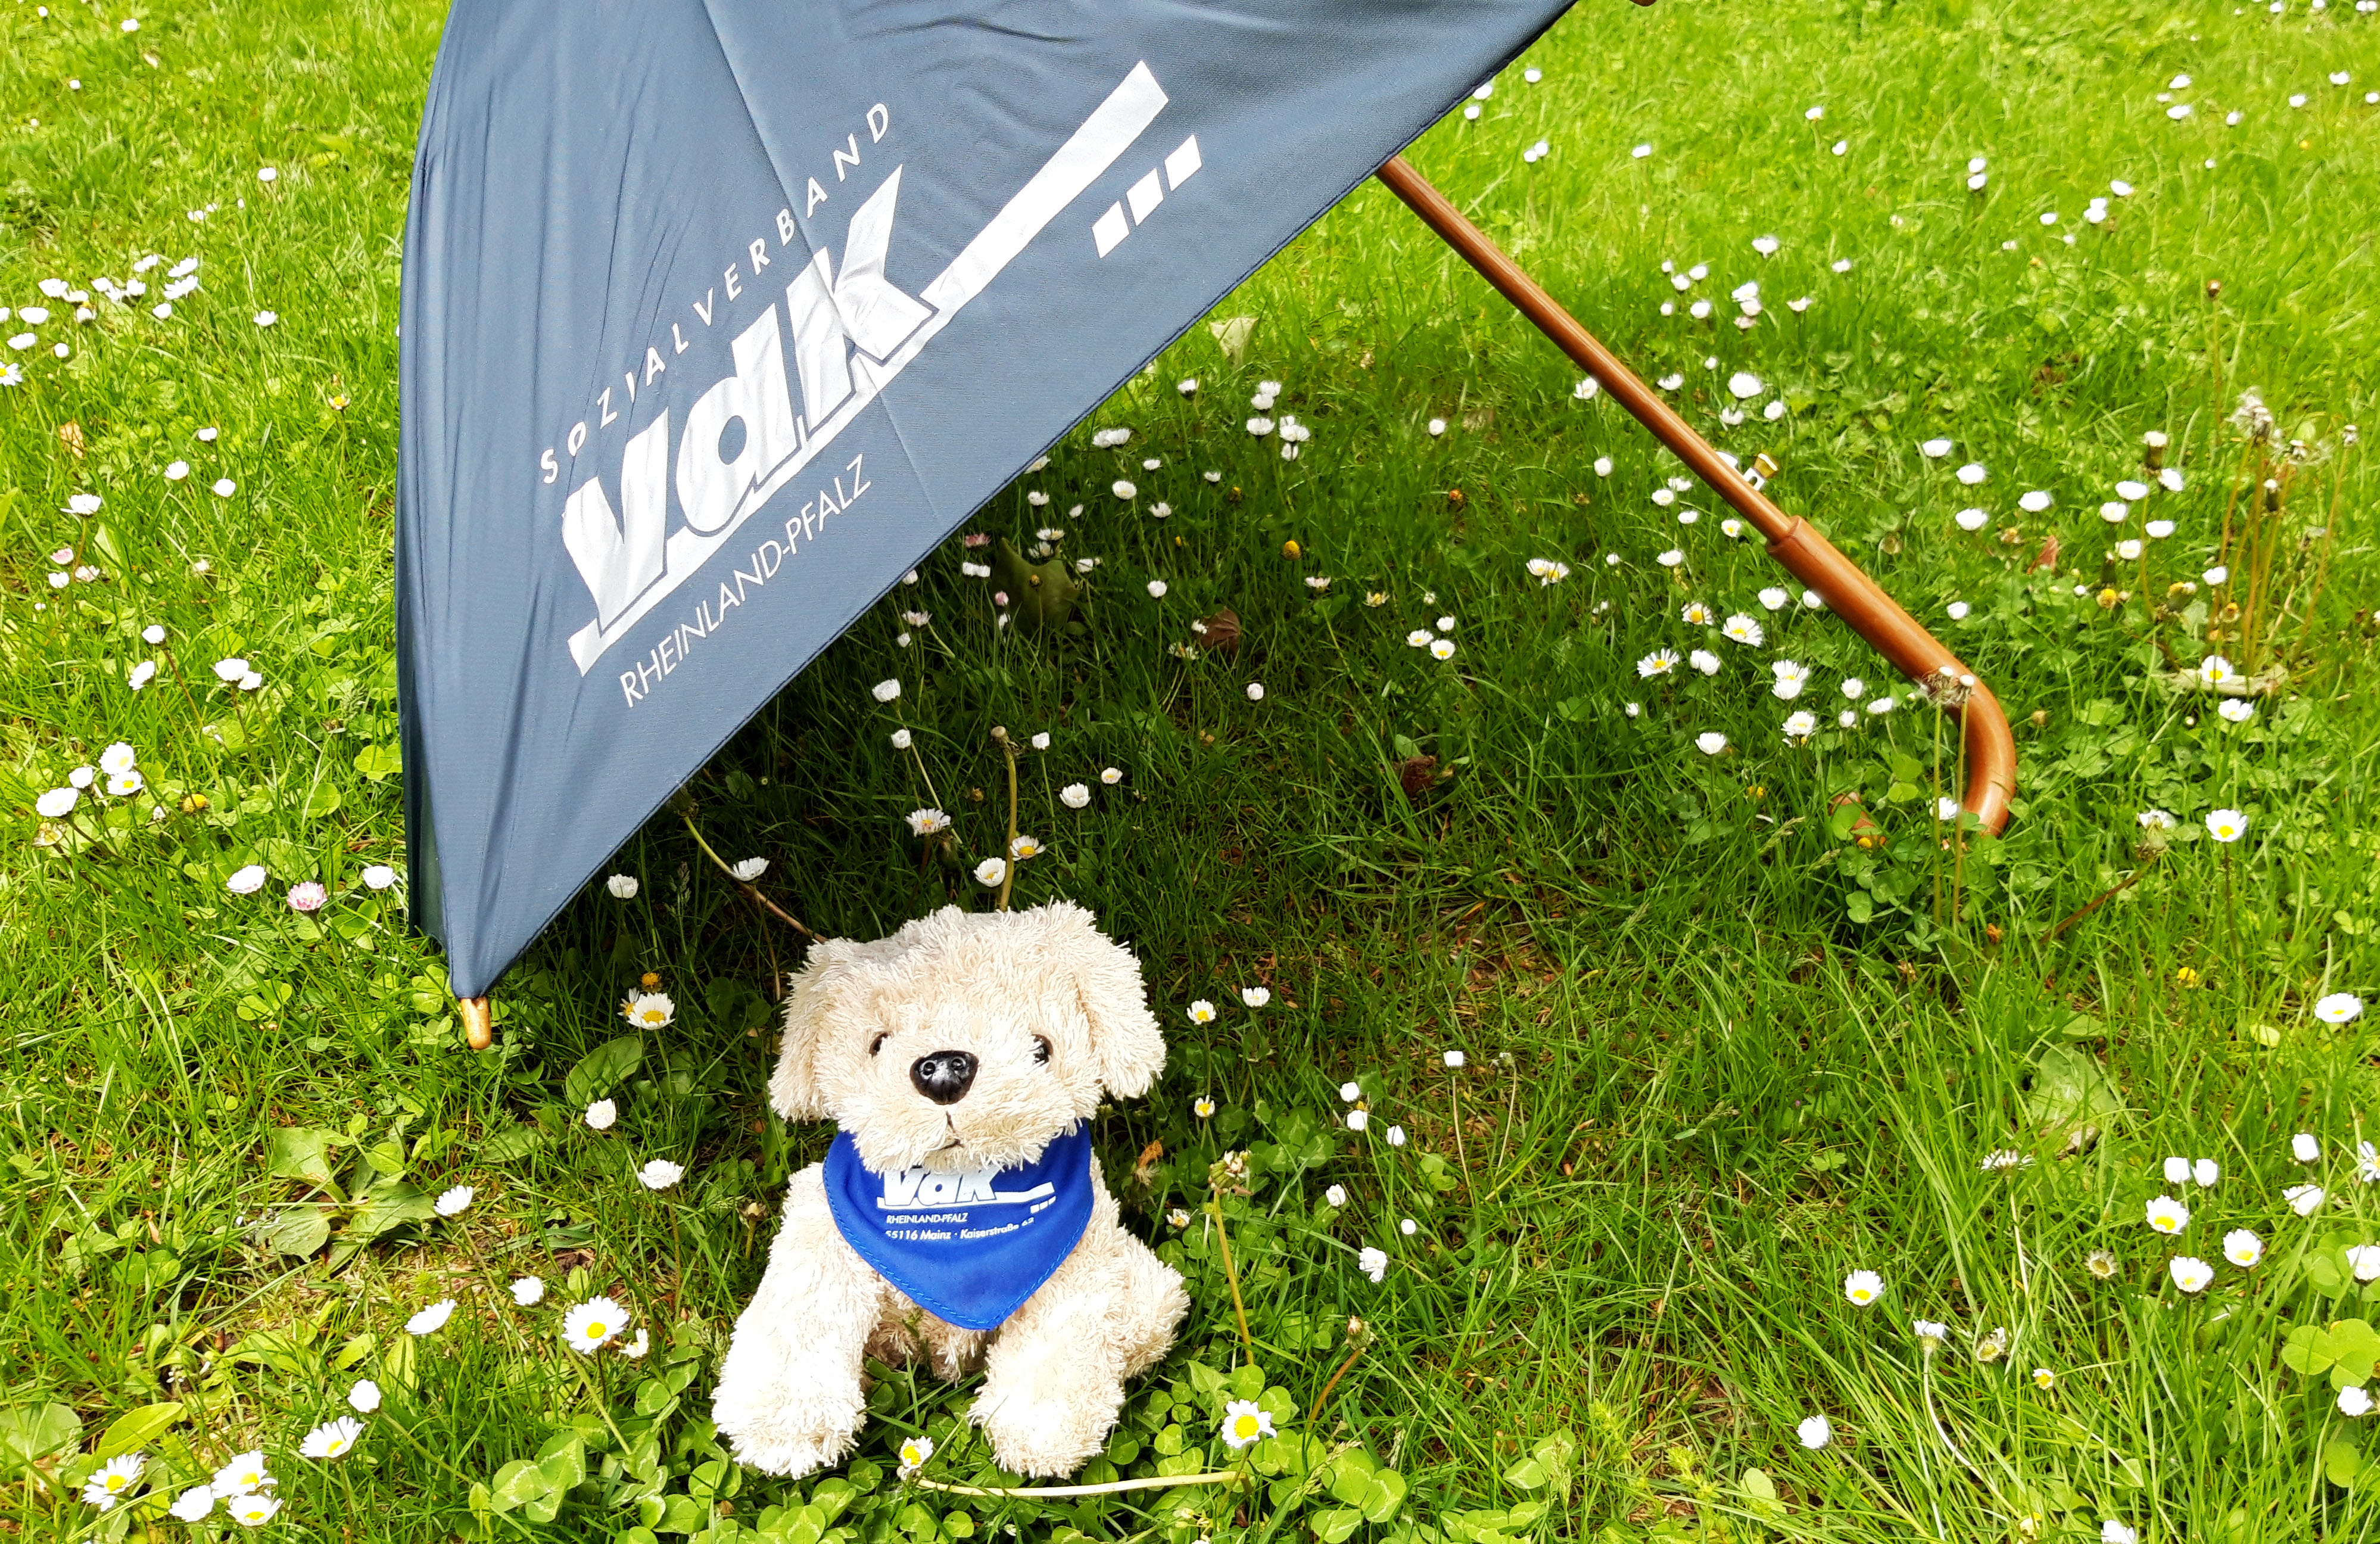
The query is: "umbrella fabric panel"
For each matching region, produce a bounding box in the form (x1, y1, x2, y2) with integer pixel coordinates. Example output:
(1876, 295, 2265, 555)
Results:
(398, 0, 1572, 997)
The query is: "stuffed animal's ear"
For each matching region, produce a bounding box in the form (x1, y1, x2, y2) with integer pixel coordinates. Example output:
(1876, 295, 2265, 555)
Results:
(1038, 903, 1166, 1097)
(769, 939, 856, 1121)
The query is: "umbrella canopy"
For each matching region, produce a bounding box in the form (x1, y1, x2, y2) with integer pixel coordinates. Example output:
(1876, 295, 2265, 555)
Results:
(399, 0, 1575, 998)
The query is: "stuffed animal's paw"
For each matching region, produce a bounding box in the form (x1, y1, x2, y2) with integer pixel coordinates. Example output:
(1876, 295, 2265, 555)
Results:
(972, 1378, 1123, 1478)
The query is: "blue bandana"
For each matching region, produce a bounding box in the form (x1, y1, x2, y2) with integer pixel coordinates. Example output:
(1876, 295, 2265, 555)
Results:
(822, 1125, 1096, 1332)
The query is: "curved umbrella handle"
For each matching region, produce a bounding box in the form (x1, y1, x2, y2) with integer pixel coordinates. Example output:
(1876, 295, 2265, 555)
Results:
(1374, 154, 2014, 833)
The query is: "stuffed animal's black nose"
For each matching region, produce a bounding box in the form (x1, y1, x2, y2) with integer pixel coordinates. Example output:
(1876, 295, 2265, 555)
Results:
(910, 1051, 977, 1105)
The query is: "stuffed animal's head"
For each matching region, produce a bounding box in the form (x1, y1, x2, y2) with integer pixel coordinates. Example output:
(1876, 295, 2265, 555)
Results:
(768, 902, 1164, 1174)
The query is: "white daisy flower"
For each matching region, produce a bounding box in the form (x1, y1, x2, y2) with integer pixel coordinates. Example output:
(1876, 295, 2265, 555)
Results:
(1429, 639, 1456, 661)
(347, 1380, 381, 1413)
(2144, 1195, 2189, 1234)
(225, 1492, 283, 1527)
(1796, 1414, 1831, 1449)
(1637, 649, 1679, 678)
(622, 992, 675, 1028)
(899, 1434, 935, 1472)
(1689, 649, 1720, 676)
(1695, 731, 1727, 755)
(1721, 614, 1764, 646)
(511, 1276, 545, 1306)
(729, 857, 768, 881)
(1358, 1246, 1389, 1282)
(1220, 1399, 1276, 1449)
(905, 808, 952, 836)
(213, 1452, 274, 1495)
(2168, 1256, 2213, 1293)
(2194, 1159, 2218, 1187)
(170, 1484, 216, 1521)
(2342, 1387, 2375, 1418)
(1783, 710, 1818, 740)
(435, 1185, 473, 1217)
(2204, 809, 2247, 843)
(1241, 986, 1270, 1008)
(584, 1099, 617, 1131)
(973, 857, 1007, 886)
(2286, 1183, 2326, 1216)
(1008, 834, 1043, 860)
(562, 1296, 627, 1354)
(2222, 1230, 2263, 1268)
(1194, 1097, 1215, 1119)
(1059, 783, 1091, 810)
(637, 1159, 684, 1190)
(1444, 1050, 1466, 1067)
(1325, 1185, 1347, 1207)
(82, 1452, 145, 1510)
(1843, 1269, 1883, 1305)
(2316, 992, 2363, 1024)
(300, 1416, 365, 1459)
(606, 874, 639, 898)
(405, 1299, 456, 1336)
(1346, 1110, 1369, 1131)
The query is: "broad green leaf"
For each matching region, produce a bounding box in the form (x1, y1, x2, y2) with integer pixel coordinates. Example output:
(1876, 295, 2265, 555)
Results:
(656, 1492, 708, 1532)
(2328, 1438, 2366, 1489)
(264, 1209, 332, 1257)
(1504, 1458, 1548, 1489)
(0, 1403, 81, 1468)
(565, 1034, 646, 1107)
(1310, 1508, 1365, 1544)
(380, 1332, 419, 1392)
(348, 1182, 438, 1243)
(96, 1402, 183, 1460)
(488, 1457, 552, 1514)
(1360, 1469, 1409, 1522)
(2023, 1043, 2122, 1148)
(305, 782, 342, 818)
(537, 1434, 587, 1491)
(268, 1126, 352, 1188)
(481, 1123, 546, 1163)
(229, 1330, 319, 1377)
(1226, 1362, 1266, 1401)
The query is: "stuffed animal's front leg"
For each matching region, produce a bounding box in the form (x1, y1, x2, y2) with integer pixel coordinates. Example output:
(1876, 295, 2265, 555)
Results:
(971, 1216, 1189, 1477)
(714, 1166, 887, 1477)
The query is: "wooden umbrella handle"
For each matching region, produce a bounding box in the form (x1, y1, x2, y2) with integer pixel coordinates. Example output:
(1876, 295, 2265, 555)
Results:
(1373, 154, 2014, 833)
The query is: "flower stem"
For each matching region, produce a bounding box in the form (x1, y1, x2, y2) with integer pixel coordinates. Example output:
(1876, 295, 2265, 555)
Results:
(1205, 1199, 1254, 1358)
(1308, 1340, 1367, 1425)
(680, 808, 815, 938)
(992, 727, 1020, 911)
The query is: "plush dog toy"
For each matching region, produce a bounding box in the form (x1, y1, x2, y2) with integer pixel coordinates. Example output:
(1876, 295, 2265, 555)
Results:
(714, 902, 1189, 1478)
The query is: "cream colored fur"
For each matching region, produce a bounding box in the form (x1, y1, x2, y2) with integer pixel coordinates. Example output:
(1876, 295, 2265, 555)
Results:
(713, 902, 1188, 1478)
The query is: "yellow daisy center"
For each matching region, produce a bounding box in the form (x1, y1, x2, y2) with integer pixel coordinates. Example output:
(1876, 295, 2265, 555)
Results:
(1233, 1415, 1260, 1438)
(105, 1475, 127, 1491)
(585, 1321, 607, 1339)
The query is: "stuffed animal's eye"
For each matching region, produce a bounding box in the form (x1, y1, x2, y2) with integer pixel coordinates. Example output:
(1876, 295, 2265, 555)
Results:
(869, 1032, 891, 1057)
(1031, 1036, 1051, 1066)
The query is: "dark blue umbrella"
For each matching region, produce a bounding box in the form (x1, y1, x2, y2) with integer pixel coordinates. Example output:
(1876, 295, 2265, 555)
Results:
(399, 1, 2014, 1039)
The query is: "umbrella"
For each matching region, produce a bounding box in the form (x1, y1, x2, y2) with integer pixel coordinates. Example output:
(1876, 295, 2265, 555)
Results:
(399, 1, 2013, 1046)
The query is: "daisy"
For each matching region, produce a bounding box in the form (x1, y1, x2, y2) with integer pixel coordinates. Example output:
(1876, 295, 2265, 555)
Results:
(1655, 549, 1684, 567)
(1681, 600, 1714, 626)
(563, 1296, 628, 1354)
(1757, 586, 1789, 611)
(2222, 1230, 2263, 1268)
(434, 1185, 473, 1216)
(2086, 1249, 2119, 1279)
(622, 992, 675, 1029)
(1009, 834, 1043, 860)
(2032, 1367, 2056, 1390)
(129, 660, 157, 689)
(2194, 1159, 2218, 1187)
(1188, 1000, 1217, 1025)
(899, 1434, 935, 1473)
(1843, 1269, 1884, 1306)
(1194, 1097, 1215, 1119)
(730, 857, 768, 881)
(1145, 580, 1167, 599)
(512, 1276, 545, 1305)
(36, 787, 78, 819)
(1347, 1110, 1369, 1131)
(1911, 1319, 1949, 1351)
(1325, 1185, 1347, 1206)
(637, 1159, 684, 1190)
(1637, 649, 1679, 678)
(1339, 1081, 1362, 1102)
(1399, 1218, 1418, 1235)
(2351, 1245, 2380, 1283)
(606, 874, 640, 898)
(1240, 986, 1270, 1008)
(2344, 1388, 2375, 1418)
(82, 1453, 145, 1510)
(1429, 639, 1456, 661)
(362, 865, 397, 889)
(213, 1452, 275, 1494)
(1689, 649, 1719, 676)
(2102, 1521, 2138, 1544)
(348, 1380, 381, 1413)
(1167, 1207, 1191, 1227)
(2169, 1256, 2213, 1293)
(1783, 710, 1818, 740)
(1220, 1399, 1276, 1449)
(406, 1299, 456, 1336)
(973, 857, 1007, 886)
(300, 1416, 365, 1459)
(1101, 767, 1123, 785)
(2362, 1143, 2380, 1184)
(1444, 1050, 1466, 1067)
(1358, 1246, 1388, 1283)
(1694, 731, 1727, 755)
(2138, 809, 2176, 830)
(2316, 992, 2364, 1023)
(2286, 1184, 2326, 1216)
(2197, 655, 2237, 687)
(1796, 1414, 1831, 1449)
(584, 1099, 617, 1130)
(2295, 1132, 2321, 1161)
(2145, 1194, 2189, 1234)
(1387, 1125, 1407, 1146)
(2204, 808, 2247, 843)
(224, 1492, 282, 1527)
(170, 1484, 216, 1521)
(1721, 614, 1764, 646)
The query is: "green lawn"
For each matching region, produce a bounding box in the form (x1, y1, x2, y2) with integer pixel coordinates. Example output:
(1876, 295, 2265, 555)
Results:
(5, 1, 2379, 1540)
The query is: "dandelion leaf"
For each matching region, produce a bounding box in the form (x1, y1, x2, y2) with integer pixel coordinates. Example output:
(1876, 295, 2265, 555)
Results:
(481, 1123, 547, 1163)
(2021, 1042, 2122, 1153)
(268, 1126, 354, 1189)
(263, 1208, 332, 1257)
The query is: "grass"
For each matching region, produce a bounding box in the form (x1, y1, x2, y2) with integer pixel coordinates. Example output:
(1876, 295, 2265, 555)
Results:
(3, 0, 2379, 1540)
